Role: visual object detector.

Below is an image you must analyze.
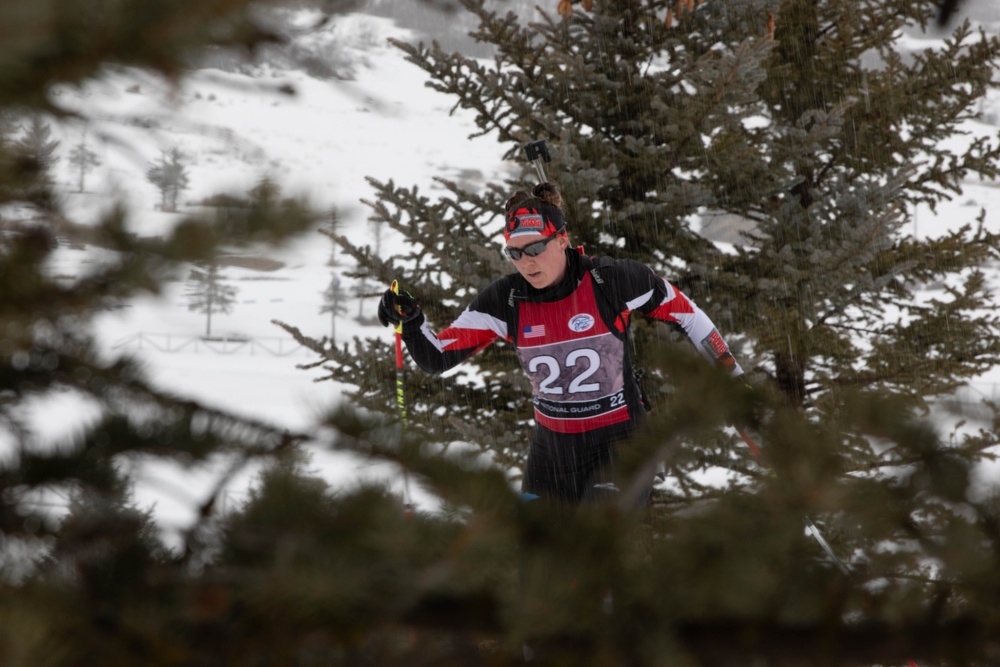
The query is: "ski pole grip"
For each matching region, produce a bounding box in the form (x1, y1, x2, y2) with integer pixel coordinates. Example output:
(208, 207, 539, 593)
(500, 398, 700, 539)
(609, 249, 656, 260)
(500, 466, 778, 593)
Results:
(523, 139, 552, 184)
(390, 279, 403, 336)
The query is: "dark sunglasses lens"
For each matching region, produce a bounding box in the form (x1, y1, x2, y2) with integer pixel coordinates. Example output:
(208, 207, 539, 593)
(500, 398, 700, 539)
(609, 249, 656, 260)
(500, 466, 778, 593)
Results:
(522, 240, 548, 257)
(505, 236, 555, 260)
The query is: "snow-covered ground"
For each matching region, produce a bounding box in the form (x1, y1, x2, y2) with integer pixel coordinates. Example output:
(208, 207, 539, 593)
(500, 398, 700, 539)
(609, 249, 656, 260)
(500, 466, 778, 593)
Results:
(12, 9, 1000, 546)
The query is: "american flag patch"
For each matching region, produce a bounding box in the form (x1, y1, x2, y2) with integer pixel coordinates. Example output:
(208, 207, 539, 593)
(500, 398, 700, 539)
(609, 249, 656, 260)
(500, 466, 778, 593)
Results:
(523, 324, 546, 339)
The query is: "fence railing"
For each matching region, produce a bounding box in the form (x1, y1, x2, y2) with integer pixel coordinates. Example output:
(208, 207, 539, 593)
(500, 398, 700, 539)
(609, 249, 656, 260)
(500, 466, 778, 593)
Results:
(111, 332, 307, 357)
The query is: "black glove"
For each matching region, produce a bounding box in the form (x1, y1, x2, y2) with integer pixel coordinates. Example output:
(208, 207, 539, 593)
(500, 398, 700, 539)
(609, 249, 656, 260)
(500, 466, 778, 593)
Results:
(377, 287, 421, 327)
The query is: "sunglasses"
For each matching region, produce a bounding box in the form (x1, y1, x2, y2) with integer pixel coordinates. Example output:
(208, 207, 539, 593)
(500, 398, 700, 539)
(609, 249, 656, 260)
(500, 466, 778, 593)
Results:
(504, 235, 559, 261)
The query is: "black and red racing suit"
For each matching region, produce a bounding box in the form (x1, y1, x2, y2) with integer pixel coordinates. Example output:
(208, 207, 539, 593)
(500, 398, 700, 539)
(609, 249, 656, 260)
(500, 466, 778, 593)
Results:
(400, 248, 743, 506)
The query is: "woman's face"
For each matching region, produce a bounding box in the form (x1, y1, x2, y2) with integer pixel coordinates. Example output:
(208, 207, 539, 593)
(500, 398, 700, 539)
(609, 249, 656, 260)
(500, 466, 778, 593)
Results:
(506, 233, 569, 289)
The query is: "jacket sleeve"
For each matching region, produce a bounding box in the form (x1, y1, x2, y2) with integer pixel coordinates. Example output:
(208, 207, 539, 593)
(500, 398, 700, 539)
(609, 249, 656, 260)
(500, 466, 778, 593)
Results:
(399, 287, 510, 375)
(611, 259, 744, 376)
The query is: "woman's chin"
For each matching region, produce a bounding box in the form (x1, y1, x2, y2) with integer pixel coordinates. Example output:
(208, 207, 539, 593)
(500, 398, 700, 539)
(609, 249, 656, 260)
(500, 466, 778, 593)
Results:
(525, 273, 548, 288)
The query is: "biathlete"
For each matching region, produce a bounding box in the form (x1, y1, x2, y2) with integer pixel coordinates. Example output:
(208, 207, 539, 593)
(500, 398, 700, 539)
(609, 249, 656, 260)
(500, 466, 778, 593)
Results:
(378, 182, 743, 509)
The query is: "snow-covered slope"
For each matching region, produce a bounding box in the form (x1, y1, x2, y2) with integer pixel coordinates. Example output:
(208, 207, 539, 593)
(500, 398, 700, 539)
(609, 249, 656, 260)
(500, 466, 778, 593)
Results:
(31, 12, 511, 540)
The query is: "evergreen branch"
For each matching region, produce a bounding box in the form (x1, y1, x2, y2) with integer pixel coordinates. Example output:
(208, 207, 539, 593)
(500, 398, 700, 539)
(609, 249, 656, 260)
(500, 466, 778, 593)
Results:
(177, 429, 304, 563)
(272, 318, 332, 359)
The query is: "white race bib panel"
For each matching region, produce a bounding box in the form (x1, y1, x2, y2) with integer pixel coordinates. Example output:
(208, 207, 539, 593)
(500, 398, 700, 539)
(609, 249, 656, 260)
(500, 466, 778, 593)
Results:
(516, 272, 628, 434)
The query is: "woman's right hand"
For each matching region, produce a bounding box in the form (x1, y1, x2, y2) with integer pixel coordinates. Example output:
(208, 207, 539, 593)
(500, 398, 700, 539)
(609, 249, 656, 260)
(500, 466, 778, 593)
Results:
(377, 287, 421, 327)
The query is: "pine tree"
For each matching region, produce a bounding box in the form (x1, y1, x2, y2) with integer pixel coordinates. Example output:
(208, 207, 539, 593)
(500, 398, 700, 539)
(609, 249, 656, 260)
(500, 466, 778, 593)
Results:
(186, 261, 239, 337)
(3, 114, 57, 206)
(67, 136, 102, 193)
(0, 111, 25, 209)
(34, 462, 171, 614)
(320, 271, 348, 342)
(325, 206, 343, 266)
(277, 1, 1000, 662)
(0, 110, 20, 142)
(203, 445, 519, 664)
(0, 1, 323, 661)
(146, 146, 191, 212)
(16, 116, 60, 173)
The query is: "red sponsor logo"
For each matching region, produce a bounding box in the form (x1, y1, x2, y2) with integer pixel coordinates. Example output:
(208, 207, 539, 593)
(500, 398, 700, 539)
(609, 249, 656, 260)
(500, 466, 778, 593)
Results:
(515, 214, 544, 231)
(702, 329, 729, 359)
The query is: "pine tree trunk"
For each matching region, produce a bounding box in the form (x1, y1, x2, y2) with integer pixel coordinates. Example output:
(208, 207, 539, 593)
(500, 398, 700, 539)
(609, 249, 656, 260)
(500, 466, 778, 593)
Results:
(206, 290, 214, 337)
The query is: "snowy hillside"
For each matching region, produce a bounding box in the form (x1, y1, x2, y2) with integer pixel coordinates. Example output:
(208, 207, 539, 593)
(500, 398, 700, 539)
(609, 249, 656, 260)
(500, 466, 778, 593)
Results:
(17, 7, 1000, 543)
(31, 12, 512, 540)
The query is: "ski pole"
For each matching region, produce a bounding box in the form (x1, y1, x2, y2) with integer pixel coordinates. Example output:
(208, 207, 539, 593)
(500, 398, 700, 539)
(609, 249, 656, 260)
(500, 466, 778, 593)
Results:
(736, 426, 849, 573)
(523, 139, 552, 183)
(736, 427, 919, 667)
(391, 279, 414, 516)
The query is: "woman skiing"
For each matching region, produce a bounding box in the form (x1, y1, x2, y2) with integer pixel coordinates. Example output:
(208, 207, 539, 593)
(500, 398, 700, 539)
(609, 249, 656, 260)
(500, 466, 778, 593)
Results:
(378, 182, 743, 509)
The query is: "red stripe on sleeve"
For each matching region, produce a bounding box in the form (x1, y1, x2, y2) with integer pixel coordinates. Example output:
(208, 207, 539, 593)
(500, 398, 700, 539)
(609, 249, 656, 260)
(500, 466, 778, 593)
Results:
(647, 290, 694, 324)
(436, 325, 498, 352)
